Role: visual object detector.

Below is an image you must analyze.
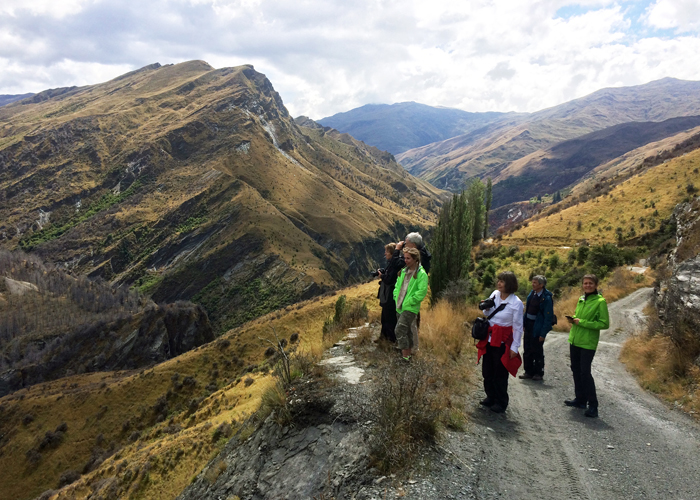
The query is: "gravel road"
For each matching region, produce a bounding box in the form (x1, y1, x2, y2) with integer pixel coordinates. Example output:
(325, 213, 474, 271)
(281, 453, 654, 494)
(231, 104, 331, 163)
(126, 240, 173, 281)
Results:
(464, 287, 700, 500)
(378, 287, 700, 500)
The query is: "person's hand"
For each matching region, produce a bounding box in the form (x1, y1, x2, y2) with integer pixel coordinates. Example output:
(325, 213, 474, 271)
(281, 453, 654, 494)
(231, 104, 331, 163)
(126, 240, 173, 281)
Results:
(509, 349, 518, 359)
(573, 318, 580, 325)
(396, 241, 405, 250)
(539, 336, 545, 342)
(377, 269, 383, 278)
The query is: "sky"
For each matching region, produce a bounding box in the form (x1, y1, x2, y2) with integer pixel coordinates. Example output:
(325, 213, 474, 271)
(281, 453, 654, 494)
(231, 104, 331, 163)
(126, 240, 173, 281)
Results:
(1, 0, 699, 119)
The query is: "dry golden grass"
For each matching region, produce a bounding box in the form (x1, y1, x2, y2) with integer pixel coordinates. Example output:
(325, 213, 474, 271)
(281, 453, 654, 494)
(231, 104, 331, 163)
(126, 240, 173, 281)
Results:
(420, 301, 480, 364)
(503, 147, 700, 247)
(0, 280, 380, 500)
(620, 306, 700, 417)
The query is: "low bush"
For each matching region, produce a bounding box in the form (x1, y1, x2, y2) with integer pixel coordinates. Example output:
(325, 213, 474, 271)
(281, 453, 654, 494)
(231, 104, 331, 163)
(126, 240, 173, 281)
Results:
(369, 357, 443, 473)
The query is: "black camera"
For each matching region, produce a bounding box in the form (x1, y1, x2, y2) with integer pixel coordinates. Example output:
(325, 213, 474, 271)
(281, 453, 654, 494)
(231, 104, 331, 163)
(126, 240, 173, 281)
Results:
(478, 298, 496, 310)
(371, 268, 386, 278)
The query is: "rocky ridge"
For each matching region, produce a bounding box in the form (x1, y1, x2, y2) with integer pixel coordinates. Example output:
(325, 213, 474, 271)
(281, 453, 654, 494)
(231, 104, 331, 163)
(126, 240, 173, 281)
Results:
(656, 195, 700, 347)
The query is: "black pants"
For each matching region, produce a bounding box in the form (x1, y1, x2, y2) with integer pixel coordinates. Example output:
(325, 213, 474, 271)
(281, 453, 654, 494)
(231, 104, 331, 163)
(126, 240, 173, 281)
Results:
(570, 344, 598, 408)
(523, 320, 545, 376)
(482, 343, 509, 408)
(380, 298, 397, 342)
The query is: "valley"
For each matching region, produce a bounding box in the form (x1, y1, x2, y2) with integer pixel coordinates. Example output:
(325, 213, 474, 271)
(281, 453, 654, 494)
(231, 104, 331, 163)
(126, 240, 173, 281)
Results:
(1, 61, 700, 500)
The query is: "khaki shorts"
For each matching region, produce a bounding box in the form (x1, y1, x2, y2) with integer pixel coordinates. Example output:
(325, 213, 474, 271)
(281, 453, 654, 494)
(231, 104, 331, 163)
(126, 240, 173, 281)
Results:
(395, 311, 418, 350)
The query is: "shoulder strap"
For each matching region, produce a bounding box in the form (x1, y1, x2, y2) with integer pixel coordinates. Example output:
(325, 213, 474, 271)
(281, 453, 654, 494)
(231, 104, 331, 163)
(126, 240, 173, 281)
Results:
(486, 303, 507, 321)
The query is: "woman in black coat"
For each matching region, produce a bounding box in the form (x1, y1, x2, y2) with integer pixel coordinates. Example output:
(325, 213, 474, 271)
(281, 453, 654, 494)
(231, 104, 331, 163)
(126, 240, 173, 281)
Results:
(377, 242, 404, 342)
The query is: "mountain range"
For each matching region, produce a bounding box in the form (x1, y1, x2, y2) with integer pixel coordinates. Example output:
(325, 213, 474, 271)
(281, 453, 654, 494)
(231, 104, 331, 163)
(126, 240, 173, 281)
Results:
(317, 102, 506, 155)
(0, 61, 443, 333)
(321, 78, 700, 209)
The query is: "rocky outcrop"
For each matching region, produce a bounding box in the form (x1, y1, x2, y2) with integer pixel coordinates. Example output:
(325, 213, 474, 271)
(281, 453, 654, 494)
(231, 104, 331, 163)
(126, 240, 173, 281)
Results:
(656, 196, 700, 351)
(0, 302, 214, 396)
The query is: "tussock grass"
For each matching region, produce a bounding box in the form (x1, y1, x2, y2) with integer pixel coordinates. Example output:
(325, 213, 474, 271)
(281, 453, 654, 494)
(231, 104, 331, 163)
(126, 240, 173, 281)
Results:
(503, 147, 700, 247)
(366, 299, 478, 473)
(0, 281, 379, 500)
(621, 305, 700, 416)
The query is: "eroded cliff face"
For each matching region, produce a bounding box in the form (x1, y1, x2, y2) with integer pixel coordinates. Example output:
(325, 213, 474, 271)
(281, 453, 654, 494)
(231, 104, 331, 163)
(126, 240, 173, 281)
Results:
(0, 301, 213, 396)
(656, 196, 700, 354)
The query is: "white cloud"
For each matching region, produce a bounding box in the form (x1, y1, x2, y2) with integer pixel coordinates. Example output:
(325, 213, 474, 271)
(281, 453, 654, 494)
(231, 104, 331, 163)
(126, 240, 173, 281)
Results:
(0, 0, 699, 119)
(645, 0, 700, 32)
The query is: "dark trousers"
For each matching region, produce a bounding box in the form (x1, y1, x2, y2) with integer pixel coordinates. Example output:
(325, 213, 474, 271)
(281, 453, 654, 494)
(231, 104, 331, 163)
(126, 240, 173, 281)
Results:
(523, 320, 545, 376)
(570, 344, 598, 408)
(482, 343, 509, 408)
(380, 298, 397, 342)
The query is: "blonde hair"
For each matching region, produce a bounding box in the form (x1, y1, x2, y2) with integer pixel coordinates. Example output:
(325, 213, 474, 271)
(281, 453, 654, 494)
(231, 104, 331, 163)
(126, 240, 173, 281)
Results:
(403, 247, 421, 263)
(385, 242, 396, 253)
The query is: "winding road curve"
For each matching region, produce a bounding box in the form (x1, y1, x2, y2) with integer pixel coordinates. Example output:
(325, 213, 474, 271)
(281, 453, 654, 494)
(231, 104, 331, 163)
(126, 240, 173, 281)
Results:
(465, 287, 700, 500)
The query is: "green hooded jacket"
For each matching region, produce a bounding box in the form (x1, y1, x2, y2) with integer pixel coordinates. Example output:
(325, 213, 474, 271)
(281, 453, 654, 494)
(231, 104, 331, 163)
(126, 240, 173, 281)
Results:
(568, 292, 610, 350)
(393, 265, 428, 314)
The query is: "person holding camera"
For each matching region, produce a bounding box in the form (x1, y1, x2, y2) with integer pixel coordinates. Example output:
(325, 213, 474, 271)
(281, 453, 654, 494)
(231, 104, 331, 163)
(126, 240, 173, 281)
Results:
(520, 275, 554, 381)
(565, 274, 609, 418)
(476, 271, 524, 413)
(393, 247, 428, 361)
(376, 242, 403, 342)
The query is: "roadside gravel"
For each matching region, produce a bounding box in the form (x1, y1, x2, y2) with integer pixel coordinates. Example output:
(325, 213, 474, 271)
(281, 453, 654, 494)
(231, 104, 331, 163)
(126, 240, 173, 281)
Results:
(372, 287, 700, 500)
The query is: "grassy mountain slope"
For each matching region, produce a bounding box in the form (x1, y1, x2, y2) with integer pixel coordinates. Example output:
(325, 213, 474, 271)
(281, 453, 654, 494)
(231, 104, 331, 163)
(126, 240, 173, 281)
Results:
(317, 102, 506, 155)
(0, 278, 379, 500)
(398, 78, 700, 195)
(0, 61, 443, 333)
(489, 115, 700, 207)
(499, 147, 700, 247)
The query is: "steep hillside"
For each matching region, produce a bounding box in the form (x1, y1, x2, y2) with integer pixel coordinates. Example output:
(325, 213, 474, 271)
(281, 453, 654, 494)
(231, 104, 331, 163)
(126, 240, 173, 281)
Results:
(0, 61, 443, 333)
(0, 250, 214, 396)
(0, 280, 379, 500)
(489, 115, 700, 207)
(317, 102, 506, 155)
(500, 146, 700, 247)
(398, 78, 700, 196)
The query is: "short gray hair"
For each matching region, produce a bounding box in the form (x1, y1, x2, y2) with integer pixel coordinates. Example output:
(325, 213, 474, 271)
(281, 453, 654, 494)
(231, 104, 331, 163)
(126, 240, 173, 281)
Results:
(405, 232, 423, 247)
(532, 275, 547, 287)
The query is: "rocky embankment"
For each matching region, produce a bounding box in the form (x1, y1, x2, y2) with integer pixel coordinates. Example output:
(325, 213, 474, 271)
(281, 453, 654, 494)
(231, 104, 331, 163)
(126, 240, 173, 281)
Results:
(656, 196, 700, 345)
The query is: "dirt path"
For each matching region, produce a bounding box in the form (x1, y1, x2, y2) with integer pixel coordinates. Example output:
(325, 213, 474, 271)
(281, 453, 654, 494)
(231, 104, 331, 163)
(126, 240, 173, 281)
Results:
(373, 287, 700, 500)
(460, 287, 700, 500)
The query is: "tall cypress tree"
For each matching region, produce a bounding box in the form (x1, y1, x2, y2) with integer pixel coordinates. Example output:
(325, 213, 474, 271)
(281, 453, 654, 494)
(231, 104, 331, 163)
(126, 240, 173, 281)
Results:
(484, 178, 492, 239)
(429, 191, 473, 304)
(466, 178, 485, 245)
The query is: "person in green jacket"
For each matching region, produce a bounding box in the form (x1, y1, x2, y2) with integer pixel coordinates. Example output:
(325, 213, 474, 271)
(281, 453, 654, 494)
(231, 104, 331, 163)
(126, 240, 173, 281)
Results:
(564, 274, 610, 418)
(393, 247, 428, 361)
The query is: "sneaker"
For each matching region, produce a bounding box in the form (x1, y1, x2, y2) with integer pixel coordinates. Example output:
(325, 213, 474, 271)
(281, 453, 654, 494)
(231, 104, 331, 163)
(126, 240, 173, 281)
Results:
(490, 404, 506, 413)
(532, 375, 543, 381)
(402, 355, 412, 362)
(479, 398, 494, 407)
(518, 373, 533, 379)
(584, 407, 599, 418)
(564, 399, 587, 409)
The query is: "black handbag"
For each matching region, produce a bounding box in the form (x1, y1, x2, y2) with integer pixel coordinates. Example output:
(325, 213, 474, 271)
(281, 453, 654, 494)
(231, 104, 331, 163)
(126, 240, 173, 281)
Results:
(471, 303, 507, 340)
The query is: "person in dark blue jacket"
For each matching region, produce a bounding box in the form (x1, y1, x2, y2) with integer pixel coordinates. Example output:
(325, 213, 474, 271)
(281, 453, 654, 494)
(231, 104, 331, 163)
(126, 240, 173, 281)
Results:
(519, 275, 554, 381)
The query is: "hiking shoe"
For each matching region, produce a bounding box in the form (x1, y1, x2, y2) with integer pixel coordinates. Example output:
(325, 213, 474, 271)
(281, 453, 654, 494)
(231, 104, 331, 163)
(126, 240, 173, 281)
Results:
(564, 399, 587, 409)
(584, 407, 599, 418)
(519, 373, 533, 379)
(479, 398, 494, 407)
(402, 355, 412, 362)
(490, 404, 506, 413)
(532, 374, 543, 381)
